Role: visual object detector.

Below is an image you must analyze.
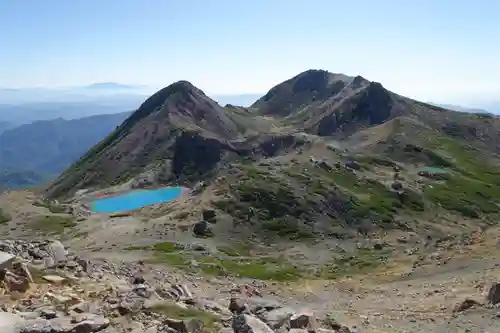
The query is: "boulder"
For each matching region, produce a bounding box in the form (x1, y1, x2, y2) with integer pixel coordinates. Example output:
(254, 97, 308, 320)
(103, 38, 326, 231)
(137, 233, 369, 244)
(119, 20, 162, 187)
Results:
(0, 250, 15, 270)
(164, 318, 204, 333)
(202, 209, 216, 223)
(0, 312, 25, 333)
(487, 283, 500, 305)
(257, 307, 295, 329)
(232, 314, 274, 333)
(16, 314, 109, 333)
(12, 261, 34, 283)
(345, 161, 361, 170)
(42, 275, 66, 284)
(247, 297, 282, 313)
(453, 298, 481, 313)
(289, 312, 317, 331)
(4, 272, 30, 293)
(193, 220, 212, 237)
(229, 297, 250, 314)
(76, 257, 92, 274)
(47, 240, 66, 264)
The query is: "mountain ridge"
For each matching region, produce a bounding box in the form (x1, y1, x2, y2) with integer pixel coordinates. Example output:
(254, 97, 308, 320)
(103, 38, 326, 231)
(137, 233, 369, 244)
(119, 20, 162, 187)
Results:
(45, 69, 500, 232)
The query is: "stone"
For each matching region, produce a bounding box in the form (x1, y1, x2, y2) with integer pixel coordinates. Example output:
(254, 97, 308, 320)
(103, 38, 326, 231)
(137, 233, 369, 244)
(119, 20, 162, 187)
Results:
(43, 256, 56, 269)
(0, 250, 15, 270)
(69, 301, 100, 314)
(193, 220, 212, 237)
(177, 284, 193, 302)
(4, 272, 30, 293)
(202, 209, 216, 222)
(229, 297, 250, 314)
(345, 161, 361, 170)
(17, 314, 109, 333)
(40, 308, 58, 319)
(290, 312, 317, 331)
(289, 329, 308, 333)
(197, 298, 232, 316)
(232, 314, 274, 333)
(42, 275, 66, 284)
(12, 262, 34, 283)
(454, 298, 481, 313)
(186, 319, 205, 333)
(164, 318, 189, 333)
(317, 161, 333, 171)
(245, 297, 282, 314)
(258, 307, 295, 329)
(133, 276, 146, 284)
(487, 283, 500, 305)
(0, 312, 25, 333)
(76, 257, 92, 274)
(47, 240, 66, 264)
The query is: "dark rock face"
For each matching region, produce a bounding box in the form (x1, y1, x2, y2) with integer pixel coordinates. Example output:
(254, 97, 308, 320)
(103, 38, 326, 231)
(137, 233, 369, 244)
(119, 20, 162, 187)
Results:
(317, 82, 393, 136)
(258, 135, 305, 158)
(171, 132, 231, 183)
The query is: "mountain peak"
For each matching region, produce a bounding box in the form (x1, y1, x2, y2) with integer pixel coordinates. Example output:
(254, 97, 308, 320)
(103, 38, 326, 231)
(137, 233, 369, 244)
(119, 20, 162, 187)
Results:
(251, 69, 357, 117)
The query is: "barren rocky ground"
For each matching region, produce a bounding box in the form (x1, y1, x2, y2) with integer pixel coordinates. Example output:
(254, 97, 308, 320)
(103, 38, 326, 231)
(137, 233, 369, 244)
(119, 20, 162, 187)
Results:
(2, 190, 500, 333)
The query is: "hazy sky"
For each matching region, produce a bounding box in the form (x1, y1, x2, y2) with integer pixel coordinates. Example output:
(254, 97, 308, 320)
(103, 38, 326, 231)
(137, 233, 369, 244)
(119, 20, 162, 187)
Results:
(1, 0, 499, 104)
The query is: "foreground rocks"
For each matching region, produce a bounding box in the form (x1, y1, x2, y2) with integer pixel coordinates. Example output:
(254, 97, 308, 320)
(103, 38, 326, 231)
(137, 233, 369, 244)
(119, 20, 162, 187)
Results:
(0, 236, 363, 333)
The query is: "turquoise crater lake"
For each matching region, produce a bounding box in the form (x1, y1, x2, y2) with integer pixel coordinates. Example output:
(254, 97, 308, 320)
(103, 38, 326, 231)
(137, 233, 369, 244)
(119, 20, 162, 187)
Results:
(91, 187, 183, 213)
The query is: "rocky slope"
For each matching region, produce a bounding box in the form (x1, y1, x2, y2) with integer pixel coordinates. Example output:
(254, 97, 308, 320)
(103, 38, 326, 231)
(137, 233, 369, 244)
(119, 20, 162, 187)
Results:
(3, 192, 500, 332)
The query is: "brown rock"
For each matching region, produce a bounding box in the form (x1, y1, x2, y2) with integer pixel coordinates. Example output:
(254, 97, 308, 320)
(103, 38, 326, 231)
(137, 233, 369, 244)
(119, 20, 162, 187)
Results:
(289, 312, 317, 331)
(453, 298, 481, 313)
(487, 283, 500, 305)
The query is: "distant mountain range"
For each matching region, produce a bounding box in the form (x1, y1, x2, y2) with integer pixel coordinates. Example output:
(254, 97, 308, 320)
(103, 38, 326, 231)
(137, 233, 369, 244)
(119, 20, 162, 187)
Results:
(0, 112, 131, 188)
(431, 103, 492, 114)
(0, 83, 261, 126)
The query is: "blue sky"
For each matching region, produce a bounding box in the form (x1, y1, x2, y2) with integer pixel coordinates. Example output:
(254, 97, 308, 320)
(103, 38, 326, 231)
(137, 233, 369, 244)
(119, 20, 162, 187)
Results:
(1, 0, 499, 104)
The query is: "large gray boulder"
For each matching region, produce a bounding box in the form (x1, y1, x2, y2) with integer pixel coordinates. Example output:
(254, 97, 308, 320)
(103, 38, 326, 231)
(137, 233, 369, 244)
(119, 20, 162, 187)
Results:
(0, 250, 15, 270)
(0, 312, 25, 333)
(257, 307, 295, 329)
(16, 313, 109, 333)
(290, 312, 317, 331)
(232, 314, 274, 333)
(47, 240, 66, 264)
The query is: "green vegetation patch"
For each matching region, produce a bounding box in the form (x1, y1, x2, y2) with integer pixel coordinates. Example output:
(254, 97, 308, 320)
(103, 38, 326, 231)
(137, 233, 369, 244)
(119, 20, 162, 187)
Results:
(314, 167, 424, 223)
(217, 243, 253, 257)
(33, 199, 67, 213)
(424, 175, 500, 218)
(126, 240, 301, 281)
(214, 165, 315, 238)
(28, 215, 76, 234)
(419, 135, 500, 217)
(149, 302, 220, 332)
(0, 208, 11, 224)
(197, 256, 302, 281)
(317, 247, 391, 279)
